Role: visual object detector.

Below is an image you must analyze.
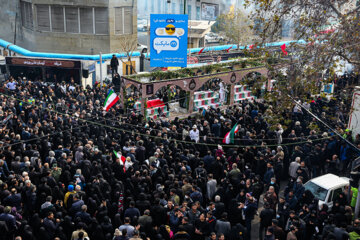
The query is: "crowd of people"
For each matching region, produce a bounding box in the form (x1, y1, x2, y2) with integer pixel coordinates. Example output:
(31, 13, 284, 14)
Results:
(0, 74, 358, 240)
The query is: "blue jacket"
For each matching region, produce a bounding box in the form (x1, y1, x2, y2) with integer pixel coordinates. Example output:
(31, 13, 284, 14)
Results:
(264, 168, 274, 184)
(0, 161, 9, 179)
(0, 213, 16, 231)
(169, 211, 181, 228)
(285, 195, 298, 210)
(75, 211, 92, 224)
(70, 199, 84, 215)
(3, 193, 22, 211)
(244, 202, 257, 220)
(43, 217, 59, 237)
(124, 207, 140, 222)
(340, 145, 349, 161)
(293, 183, 305, 200)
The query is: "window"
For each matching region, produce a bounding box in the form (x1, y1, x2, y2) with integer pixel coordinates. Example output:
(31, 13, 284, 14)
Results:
(180, 0, 184, 14)
(196, 6, 200, 20)
(65, 7, 79, 33)
(95, 8, 108, 34)
(36, 5, 50, 31)
(115, 7, 123, 34)
(172, 3, 176, 14)
(51, 6, 64, 32)
(332, 188, 343, 202)
(281, 20, 292, 38)
(188, 5, 192, 19)
(151, 1, 155, 13)
(80, 8, 93, 34)
(35, 5, 107, 35)
(304, 181, 328, 201)
(21, 1, 33, 29)
(115, 7, 133, 35)
(158, 0, 161, 13)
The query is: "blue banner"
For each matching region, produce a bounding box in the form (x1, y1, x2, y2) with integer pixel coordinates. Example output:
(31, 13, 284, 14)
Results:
(150, 14, 188, 67)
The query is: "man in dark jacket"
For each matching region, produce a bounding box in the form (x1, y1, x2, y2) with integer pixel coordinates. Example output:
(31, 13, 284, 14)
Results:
(75, 205, 92, 225)
(150, 198, 167, 227)
(124, 201, 141, 224)
(69, 194, 84, 216)
(211, 119, 221, 137)
(3, 188, 22, 211)
(43, 211, 60, 239)
(241, 197, 257, 240)
(215, 212, 231, 238)
(112, 73, 121, 90)
(259, 202, 275, 239)
(272, 219, 286, 240)
(0, 206, 17, 232)
(110, 54, 119, 79)
(135, 141, 146, 164)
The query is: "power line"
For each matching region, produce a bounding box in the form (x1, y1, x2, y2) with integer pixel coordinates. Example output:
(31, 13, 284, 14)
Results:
(0, 92, 333, 148)
(287, 94, 360, 153)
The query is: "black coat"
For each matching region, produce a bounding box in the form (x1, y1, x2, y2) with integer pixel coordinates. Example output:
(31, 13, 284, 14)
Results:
(151, 205, 167, 227)
(260, 207, 275, 227)
(111, 57, 119, 68)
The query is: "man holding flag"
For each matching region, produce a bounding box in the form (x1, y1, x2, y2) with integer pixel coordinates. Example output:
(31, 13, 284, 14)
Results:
(113, 150, 126, 175)
(104, 89, 120, 112)
(223, 123, 239, 144)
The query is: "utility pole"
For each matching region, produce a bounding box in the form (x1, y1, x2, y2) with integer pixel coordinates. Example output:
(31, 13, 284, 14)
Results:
(99, 52, 103, 85)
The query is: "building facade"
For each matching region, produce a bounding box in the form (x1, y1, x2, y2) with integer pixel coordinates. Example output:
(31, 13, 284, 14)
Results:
(138, 0, 236, 20)
(0, 0, 137, 54)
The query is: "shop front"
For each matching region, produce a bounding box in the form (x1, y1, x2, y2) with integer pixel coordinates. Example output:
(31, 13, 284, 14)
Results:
(5, 57, 82, 83)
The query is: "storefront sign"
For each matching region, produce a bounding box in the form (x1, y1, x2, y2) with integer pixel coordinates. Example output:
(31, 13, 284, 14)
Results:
(6, 57, 81, 69)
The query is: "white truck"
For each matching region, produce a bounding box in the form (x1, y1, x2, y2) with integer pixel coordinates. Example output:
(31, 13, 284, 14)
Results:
(304, 174, 349, 209)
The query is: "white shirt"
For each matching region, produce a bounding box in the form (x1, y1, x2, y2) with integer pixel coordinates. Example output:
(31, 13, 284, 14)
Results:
(6, 81, 16, 90)
(189, 129, 200, 143)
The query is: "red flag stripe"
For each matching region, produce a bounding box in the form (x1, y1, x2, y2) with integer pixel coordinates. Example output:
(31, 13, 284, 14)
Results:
(198, 47, 205, 55)
(105, 96, 120, 111)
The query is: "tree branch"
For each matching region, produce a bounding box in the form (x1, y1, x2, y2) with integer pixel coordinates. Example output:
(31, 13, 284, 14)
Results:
(328, 2, 343, 18)
(337, 52, 360, 65)
(347, 4, 360, 16)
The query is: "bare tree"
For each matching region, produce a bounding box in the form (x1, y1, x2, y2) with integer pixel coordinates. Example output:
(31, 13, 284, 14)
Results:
(214, 7, 255, 48)
(245, 0, 360, 75)
(118, 34, 138, 75)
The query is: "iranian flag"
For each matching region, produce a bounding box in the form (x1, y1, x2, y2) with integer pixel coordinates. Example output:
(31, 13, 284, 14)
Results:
(198, 47, 205, 55)
(113, 150, 126, 172)
(104, 90, 120, 111)
(223, 123, 239, 144)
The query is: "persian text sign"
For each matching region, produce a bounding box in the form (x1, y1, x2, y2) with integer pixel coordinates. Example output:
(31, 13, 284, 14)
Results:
(150, 14, 188, 67)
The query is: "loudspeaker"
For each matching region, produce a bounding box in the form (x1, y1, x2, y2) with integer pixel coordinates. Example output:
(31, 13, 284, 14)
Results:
(82, 69, 89, 78)
(0, 65, 6, 74)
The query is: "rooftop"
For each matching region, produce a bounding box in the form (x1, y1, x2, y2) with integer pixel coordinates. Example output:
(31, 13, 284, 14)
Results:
(308, 173, 349, 190)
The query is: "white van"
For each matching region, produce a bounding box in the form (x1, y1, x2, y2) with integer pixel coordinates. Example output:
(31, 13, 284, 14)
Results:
(304, 174, 350, 209)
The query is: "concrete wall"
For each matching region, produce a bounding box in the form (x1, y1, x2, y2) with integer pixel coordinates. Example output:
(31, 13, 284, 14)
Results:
(0, 0, 22, 46)
(0, 0, 137, 55)
(108, 0, 137, 53)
